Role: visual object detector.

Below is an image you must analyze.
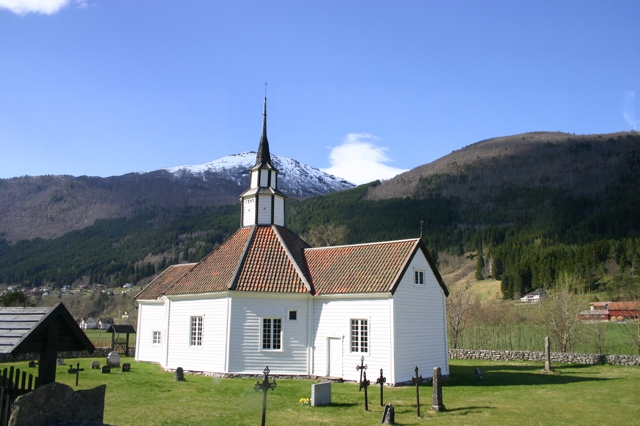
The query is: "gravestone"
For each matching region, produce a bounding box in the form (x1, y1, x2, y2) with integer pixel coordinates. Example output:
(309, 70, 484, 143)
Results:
(101, 365, 110, 374)
(380, 403, 395, 424)
(28, 361, 36, 368)
(91, 361, 101, 369)
(475, 367, 482, 381)
(311, 382, 331, 406)
(57, 358, 65, 365)
(68, 366, 78, 374)
(543, 336, 554, 372)
(9, 382, 106, 426)
(431, 366, 445, 412)
(107, 351, 121, 367)
(121, 363, 131, 372)
(174, 367, 185, 381)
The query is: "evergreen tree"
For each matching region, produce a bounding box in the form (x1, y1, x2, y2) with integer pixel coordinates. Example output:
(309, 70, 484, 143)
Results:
(476, 252, 485, 280)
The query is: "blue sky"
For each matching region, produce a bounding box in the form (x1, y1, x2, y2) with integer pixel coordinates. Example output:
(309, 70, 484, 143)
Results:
(1, 1, 638, 184)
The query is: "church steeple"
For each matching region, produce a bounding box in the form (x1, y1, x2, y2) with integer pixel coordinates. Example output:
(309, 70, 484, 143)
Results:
(239, 97, 287, 228)
(254, 97, 274, 170)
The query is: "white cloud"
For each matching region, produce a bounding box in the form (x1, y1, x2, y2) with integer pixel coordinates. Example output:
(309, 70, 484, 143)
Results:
(0, 0, 71, 15)
(321, 133, 408, 185)
(623, 90, 639, 131)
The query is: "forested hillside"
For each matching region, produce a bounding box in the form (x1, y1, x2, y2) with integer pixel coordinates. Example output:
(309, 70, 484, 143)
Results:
(1, 131, 639, 300)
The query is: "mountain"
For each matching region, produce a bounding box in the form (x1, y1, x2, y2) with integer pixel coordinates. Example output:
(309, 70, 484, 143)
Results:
(0, 152, 353, 242)
(366, 131, 639, 202)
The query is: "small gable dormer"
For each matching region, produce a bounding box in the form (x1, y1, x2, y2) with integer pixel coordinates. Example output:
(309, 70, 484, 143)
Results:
(240, 98, 287, 227)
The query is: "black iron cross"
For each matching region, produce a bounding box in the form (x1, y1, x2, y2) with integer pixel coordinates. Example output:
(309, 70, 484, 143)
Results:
(75, 362, 85, 386)
(376, 368, 387, 406)
(411, 366, 423, 417)
(356, 356, 367, 391)
(361, 371, 371, 411)
(254, 366, 277, 426)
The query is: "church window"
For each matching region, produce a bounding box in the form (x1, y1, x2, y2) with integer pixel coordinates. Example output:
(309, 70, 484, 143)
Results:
(288, 310, 297, 321)
(351, 319, 368, 353)
(190, 316, 203, 346)
(152, 331, 161, 345)
(414, 269, 425, 285)
(262, 318, 282, 350)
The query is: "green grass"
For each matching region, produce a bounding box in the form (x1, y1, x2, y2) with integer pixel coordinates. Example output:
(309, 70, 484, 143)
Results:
(4, 358, 639, 425)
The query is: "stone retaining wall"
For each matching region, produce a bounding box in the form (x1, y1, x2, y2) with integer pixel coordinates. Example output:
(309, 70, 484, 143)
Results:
(449, 349, 639, 366)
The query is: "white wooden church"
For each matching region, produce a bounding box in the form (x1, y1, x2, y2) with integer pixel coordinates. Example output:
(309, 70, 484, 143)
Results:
(135, 100, 449, 384)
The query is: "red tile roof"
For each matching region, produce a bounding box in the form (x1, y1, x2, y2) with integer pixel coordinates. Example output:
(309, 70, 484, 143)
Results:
(141, 226, 447, 298)
(306, 239, 419, 294)
(234, 226, 311, 293)
(164, 227, 253, 295)
(135, 263, 196, 300)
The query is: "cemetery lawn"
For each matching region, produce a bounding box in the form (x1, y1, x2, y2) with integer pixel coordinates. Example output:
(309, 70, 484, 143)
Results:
(4, 358, 639, 425)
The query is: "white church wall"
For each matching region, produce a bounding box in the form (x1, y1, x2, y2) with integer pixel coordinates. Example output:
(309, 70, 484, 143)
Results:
(259, 169, 269, 187)
(135, 301, 166, 364)
(243, 198, 256, 227)
(250, 170, 258, 188)
(274, 197, 284, 226)
(392, 251, 449, 382)
(228, 293, 309, 375)
(312, 297, 391, 382)
(165, 296, 229, 373)
(257, 195, 272, 224)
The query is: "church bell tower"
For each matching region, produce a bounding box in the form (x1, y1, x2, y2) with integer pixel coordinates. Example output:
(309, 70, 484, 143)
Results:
(239, 98, 287, 227)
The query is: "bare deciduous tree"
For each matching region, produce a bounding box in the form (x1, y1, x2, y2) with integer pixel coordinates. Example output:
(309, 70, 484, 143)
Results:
(446, 284, 475, 349)
(305, 223, 349, 247)
(537, 273, 585, 352)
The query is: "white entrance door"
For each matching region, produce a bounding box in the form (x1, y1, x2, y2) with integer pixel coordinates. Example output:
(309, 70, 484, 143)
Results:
(328, 338, 341, 377)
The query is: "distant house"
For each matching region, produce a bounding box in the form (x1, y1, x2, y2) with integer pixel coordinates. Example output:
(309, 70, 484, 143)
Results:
(579, 309, 610, 321)
(80, 317, 98, 330)
(98, 318, 114, 330)
(520, 289, 547, 304)
(608, 302, 640, 321)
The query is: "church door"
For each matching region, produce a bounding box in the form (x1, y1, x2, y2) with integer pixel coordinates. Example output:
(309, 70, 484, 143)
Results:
(327, 338, 342, 377)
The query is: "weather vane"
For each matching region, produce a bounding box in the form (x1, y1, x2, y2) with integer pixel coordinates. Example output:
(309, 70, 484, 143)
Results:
(264, 81, 267, 97)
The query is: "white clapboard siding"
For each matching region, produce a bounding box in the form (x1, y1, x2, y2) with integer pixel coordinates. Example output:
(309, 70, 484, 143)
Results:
(228, 295, 309, 375)
(392, 252, 449, 382)
(259, 170, 269, 187)
(274, 197, 285, 226)
(270, 171, 277, 189)
(257, 195, 272, 224)
(165, 296, 229, 373)
(136, 302, 166, 364)
(243, 198, 256, 227)
(312, 297, 391, 382)
(250, 171, 259, 188)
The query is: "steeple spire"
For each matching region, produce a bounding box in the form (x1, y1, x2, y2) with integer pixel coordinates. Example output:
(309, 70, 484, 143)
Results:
(255, 97, 273, 169)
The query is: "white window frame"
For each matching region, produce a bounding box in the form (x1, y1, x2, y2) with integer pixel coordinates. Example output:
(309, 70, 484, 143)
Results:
(414, 269, 425, 286)
(261, 317, 282, 351)
(190, 316, 203, 347)
(350, 319, 368, 353)
(152, 331, 161, 345)
(287, 309, 298, 321)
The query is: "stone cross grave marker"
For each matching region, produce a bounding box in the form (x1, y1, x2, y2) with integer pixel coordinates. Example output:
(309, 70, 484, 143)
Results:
(174, 367, 185, 381)
(411, 366, 423, 417)
(253, 366, 277, 426)
(107, 351, 120, 367)
(431, 366, 445, 412)
(356, 356, 367, 391)
(69, 362, 85, 386)
(376, 368, 386, 406)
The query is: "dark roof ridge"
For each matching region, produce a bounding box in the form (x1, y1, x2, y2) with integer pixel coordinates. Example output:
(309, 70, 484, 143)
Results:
(272, 225, 315, 295)
(229, 225, 258, 290)
(304, 237, 421, 251)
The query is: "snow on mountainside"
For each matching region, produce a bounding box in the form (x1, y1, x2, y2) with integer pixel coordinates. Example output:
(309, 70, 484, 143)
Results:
(159, 152, 355, 197)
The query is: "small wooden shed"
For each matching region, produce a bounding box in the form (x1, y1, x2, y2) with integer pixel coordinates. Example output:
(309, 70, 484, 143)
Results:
(106, 324, 136, 355)
(0, 303, 95, 386)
